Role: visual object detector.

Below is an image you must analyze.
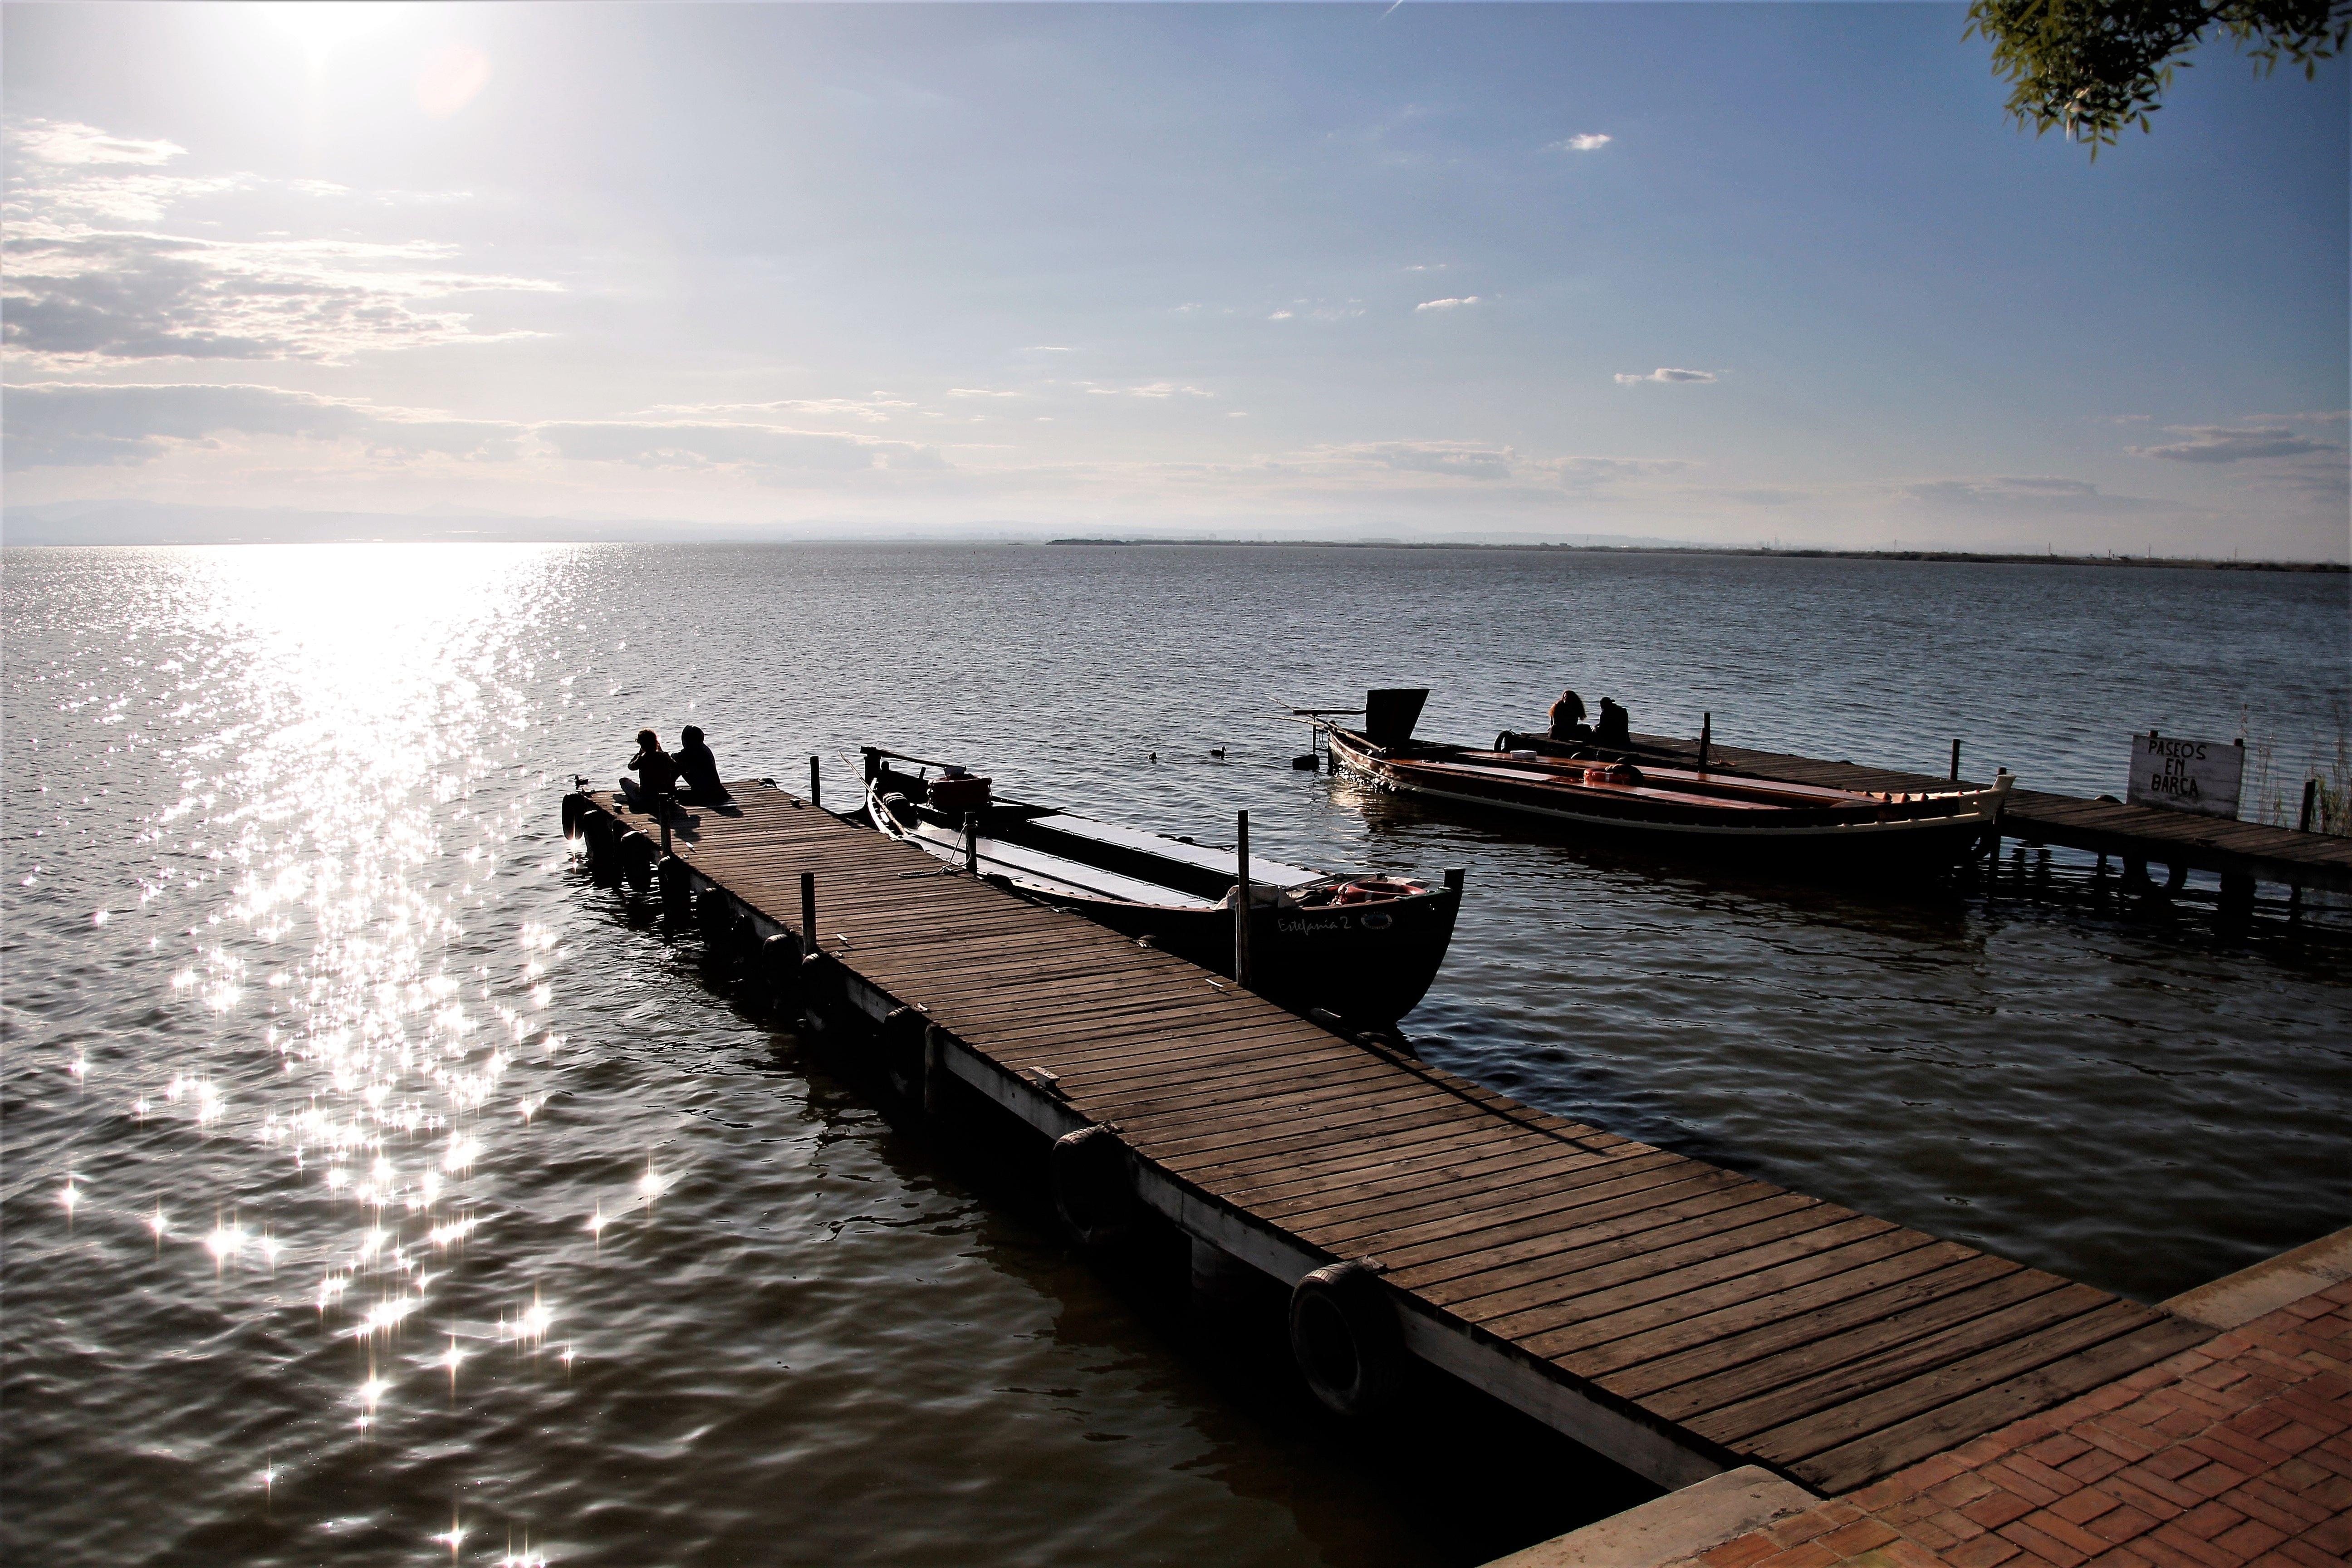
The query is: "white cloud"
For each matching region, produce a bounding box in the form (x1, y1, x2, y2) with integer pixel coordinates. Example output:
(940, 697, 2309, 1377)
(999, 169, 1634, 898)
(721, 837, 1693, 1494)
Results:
(1891, 475, 2183, 514)
(1551, 133, 1612, 152)
(532, 420, 946, 473)
(2, 120, 558, 365)
(946, 387, 1023, 399)
(635, 397, 915, 423)
(1083, 382, 1211, 398)
(1541, 456, 1699, 490)
(1268, 309, 1294, 320)
(1, 382, 524, 469)
(1300, 440, 1519, 481)
(8, 119, 185, 167)
(1414, 296, 1481, 311)
(2128, 425, 2343, 463)
(0, 384, 949, 477)
(1614, 367, 1716, 384)
(1020, 345, 1072, 353)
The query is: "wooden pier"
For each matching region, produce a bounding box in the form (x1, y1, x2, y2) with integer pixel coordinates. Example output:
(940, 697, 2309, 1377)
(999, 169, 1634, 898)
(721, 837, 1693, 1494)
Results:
(1622, 733, 2352, 899)
(567, 781, 2212, 1498)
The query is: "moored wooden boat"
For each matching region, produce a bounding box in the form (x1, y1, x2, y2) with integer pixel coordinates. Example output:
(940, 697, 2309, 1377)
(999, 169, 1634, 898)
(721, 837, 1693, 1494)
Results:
(1318, 689, 2011, 870)
(853, 747, 1462, 1025)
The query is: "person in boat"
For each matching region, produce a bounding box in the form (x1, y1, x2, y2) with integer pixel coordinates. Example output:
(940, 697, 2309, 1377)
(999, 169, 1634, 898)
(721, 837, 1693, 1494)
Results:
(621, 729, 680, 812)
(674, 725, 731, 806)
(1548, 688, 1591, 741)
(1595, 698, 1630, 747)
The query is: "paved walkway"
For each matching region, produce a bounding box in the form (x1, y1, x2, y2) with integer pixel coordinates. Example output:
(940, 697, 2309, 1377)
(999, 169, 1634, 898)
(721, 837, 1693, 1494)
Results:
(1662, 1281, 2350, 1568)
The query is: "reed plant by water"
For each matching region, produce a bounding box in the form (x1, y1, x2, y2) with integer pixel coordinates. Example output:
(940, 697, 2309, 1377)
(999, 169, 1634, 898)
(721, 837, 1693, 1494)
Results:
(2239, 700, 2349, 836)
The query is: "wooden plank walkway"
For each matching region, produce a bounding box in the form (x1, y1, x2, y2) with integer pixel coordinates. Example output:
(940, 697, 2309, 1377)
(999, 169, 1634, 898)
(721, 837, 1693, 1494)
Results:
(574, 782, 2214, 1497)
(1625, 734, 2352, 896)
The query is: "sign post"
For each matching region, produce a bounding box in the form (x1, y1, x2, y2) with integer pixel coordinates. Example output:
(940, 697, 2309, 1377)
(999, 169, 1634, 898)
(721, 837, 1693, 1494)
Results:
(2126, 732, 2244, 820)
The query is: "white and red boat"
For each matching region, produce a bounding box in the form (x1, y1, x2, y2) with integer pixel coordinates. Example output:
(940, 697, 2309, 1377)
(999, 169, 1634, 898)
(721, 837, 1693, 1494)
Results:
(1319, 690, 2011, 871)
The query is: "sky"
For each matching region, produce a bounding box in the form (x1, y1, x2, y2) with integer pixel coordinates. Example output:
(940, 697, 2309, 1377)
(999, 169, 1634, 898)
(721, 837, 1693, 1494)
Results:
(3, 2, 2346, 557)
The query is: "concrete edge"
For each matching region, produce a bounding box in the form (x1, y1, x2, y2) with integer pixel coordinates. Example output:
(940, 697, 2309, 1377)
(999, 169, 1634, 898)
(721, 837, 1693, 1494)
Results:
(1480, 1465, 1819, 1568)
(2162, 1225, 2352, 1330)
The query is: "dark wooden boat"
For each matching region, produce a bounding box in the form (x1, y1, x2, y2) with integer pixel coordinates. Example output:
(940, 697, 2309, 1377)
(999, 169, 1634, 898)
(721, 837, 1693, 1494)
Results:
(1318, 690, 2011, 870)
(853, 747, 1462, 1026)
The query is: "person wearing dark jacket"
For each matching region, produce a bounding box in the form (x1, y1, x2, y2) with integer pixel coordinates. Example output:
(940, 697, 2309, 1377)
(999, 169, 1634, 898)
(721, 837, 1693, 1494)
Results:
(1595, 698, 1630, 746)
(675, 725, 731, 805)
(1548, 688, 1590, 741)
(621, 729, 680, 811)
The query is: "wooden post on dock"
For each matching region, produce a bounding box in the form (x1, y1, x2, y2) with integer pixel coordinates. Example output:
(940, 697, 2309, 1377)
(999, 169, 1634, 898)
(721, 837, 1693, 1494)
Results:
(2301, 779, 2318, 833)
(1698, 713, 1711, 772)
(799, 872, 817, 952)
(1233, 810, 1253, 991)
(1951, 740, 1961, 782)
(964, 812, 980, 874)
(808, 754, 822, 809)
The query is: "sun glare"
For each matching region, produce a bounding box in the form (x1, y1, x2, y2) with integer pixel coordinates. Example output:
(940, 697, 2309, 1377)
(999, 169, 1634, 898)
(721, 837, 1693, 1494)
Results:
(253, 1, 411, 63)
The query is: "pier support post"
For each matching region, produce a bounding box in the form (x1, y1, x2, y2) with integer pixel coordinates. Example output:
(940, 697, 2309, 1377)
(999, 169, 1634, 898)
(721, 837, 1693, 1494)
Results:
(1189, 1237, 1265, 1318)
(2219, 872, 2255, 926)
(800, 872, 818, 952)
(808, 754, 821, 809)
(921, 1024, 957, 1121)
(1233, 810, 1253, 990)
(963, 813, 979, 874)
(1698, 713, 1711, 773)
(1951, 739, 1961, 782)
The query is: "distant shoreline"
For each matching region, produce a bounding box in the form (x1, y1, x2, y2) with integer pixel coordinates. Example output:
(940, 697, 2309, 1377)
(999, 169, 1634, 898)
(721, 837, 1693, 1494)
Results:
(1040, 539, 2349, 573)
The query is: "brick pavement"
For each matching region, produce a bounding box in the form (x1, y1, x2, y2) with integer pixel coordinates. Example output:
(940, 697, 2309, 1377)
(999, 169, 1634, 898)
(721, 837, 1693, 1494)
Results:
(1665, 1280, 2352, 1568)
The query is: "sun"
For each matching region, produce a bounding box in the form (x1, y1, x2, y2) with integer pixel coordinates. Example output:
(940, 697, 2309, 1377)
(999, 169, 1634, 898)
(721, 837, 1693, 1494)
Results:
(252, 2, 412, 64)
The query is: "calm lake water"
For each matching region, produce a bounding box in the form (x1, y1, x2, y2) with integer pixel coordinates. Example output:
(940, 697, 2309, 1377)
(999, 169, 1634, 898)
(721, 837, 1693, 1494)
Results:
(4, 543, 2346, 1567)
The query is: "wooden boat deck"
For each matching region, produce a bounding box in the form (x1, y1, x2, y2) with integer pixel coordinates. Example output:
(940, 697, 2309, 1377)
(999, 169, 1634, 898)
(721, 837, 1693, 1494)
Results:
(576, 782, 2214, 1496)
(1627, 733, 2352, 895)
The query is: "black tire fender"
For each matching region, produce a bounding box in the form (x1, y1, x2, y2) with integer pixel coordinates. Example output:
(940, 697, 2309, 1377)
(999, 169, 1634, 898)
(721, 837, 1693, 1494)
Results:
(880, 1006, 926, 1098)
(561, 792, 587, 840)
(1288, 1259, 1405, 1417)
(1051, 1124, 1137, 1247)
(616, 830, 657, 892)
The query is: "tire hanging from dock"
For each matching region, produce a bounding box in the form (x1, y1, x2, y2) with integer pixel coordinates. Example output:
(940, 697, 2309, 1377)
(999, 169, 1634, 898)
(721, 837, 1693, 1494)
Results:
(1289, 1259, 1405, 1417)
(1050, 1124, 1137, 1248)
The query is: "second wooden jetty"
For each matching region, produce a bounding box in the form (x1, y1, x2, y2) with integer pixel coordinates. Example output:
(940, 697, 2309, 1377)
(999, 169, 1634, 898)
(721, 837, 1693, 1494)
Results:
(1624, 730, 2352, 901)
(565, 781, 2213, 1498)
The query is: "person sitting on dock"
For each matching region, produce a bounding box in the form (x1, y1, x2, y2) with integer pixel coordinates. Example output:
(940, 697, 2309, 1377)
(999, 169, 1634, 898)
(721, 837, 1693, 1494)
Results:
(1595, 698, 1630, 747)
(674, 725, 732, 806)
(1548, 688, 1591, 741)
(621, 729, 681, 813)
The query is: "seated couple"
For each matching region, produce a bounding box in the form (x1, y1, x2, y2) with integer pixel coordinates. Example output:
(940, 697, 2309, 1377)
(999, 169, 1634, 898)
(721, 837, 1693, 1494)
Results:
(622, 726, 733, 812)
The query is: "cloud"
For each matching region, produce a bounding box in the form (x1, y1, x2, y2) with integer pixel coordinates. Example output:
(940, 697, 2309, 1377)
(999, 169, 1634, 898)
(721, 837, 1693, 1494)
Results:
(1082, 382, 1211, 398)
(1614, 367, 1716, 385)
(1414, 296, 1481, 311)
(1, 381, 524, 469)
(637, 396, 915, 423)
(1021, 345, 1072, 353)
(532, 420, 945, 473)
(1891, 475, 2184, 514)
(1268, 309, 1294, 320)
(8, 119, 184, 167)
(946, 387, 1023, 399)
(1305, 440, 1519, 481)
(1542, 456, 1699, 490)
(3, 120, 558, 365)
(1551, 134, 1612, 152)
(2129, 425, 2344, 463)
(1, 384, 949, 476)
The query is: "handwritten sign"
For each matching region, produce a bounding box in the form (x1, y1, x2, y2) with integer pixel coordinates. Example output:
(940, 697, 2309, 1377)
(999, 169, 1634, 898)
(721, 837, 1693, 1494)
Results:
(2126, 733, 2243, 819)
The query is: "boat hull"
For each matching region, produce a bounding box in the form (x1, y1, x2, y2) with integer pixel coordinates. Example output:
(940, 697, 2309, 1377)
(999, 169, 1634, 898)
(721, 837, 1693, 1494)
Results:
(860, 770, 1460, 1026)
(1328, 726, 2003, 872)
(1065, 883, 1462, 1027)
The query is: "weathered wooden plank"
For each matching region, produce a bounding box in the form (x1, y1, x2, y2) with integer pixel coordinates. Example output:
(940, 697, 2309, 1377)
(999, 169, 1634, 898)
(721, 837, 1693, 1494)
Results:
(1787, 1315, 2214, 1493)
